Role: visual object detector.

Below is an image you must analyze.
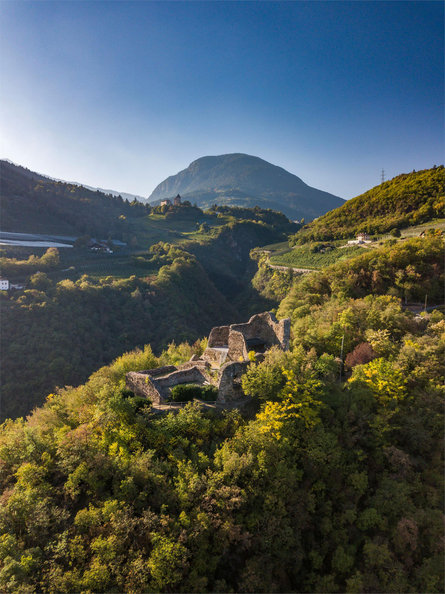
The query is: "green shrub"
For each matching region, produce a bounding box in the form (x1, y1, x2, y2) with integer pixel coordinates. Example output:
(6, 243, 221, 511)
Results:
(119, 388, 135, 399)
(169, 383, 218, 402)
(129, 396, 151, 413)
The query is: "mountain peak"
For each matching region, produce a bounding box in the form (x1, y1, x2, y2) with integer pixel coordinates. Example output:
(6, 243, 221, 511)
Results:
(148, 153, 343, 220)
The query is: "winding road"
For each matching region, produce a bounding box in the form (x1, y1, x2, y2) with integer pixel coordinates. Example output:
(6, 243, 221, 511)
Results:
(266, 263, 315, 274)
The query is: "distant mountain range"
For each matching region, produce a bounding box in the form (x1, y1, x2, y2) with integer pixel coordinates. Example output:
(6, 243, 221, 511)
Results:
(148, 153, 344, 220)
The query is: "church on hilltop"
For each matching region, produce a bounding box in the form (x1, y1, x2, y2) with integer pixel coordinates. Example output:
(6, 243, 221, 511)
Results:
(160, 193, 182, 207)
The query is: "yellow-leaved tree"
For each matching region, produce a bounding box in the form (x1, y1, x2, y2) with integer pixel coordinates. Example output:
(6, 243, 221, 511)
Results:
(256, 368, 325, 439)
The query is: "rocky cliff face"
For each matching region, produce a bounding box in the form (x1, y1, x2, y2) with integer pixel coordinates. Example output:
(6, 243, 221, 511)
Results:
(148, 153, 344, 220)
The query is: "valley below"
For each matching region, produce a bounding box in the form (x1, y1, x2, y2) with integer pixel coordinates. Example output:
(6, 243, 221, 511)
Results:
(0, 203, 294, 420)
(0, 162, 443, 593)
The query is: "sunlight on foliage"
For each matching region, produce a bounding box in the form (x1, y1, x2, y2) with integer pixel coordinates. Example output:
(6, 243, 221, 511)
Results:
(349, 358, 407, 406)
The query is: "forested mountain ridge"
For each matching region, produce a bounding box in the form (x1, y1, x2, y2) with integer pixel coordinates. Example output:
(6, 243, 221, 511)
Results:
(148, 153, 344, 220)
(295, 166, 444, 242)
(0, 160, 149, 237)
(0, 234, 443, 593)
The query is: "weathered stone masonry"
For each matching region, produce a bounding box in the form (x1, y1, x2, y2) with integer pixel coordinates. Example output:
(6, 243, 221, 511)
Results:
(126, 312, 290, 406)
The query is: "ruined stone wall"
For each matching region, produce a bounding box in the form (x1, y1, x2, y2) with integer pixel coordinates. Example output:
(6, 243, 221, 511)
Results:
(259, 312, 290, 350)
(230, 312, 290, 351)
(127, 363, 213, 404)
(126, 371, 163, 404)
(174, 360, 210, 372)
(146, 365, 177, 378)
(207, 325, 230, 348)
(217, 361, 250, 402)
(227, 330, 247, 361)
(277, 317, 291, 350)
(201, 347, 228, 367)
(230, 312, 278, 350)
(156, 367, 210, 392)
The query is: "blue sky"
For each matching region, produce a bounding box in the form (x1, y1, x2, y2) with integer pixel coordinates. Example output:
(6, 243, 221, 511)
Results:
(1, 1, 443, 200)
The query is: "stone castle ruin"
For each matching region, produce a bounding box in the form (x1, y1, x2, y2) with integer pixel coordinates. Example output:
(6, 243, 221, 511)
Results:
(126, 312, 290, 406)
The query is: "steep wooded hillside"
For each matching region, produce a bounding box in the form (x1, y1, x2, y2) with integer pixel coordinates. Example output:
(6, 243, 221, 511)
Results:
(0, 250, 237, 420)
(295, 166, 444, 241)
(0, 160, 148, 237)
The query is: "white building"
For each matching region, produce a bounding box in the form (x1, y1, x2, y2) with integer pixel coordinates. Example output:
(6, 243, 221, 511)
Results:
(0, 278, 10, 291)
(347, 233, 372, 245)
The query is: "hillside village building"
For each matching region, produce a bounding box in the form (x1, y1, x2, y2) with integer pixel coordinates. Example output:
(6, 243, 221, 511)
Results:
(174, 194, 182, 206)
(0, 278, 10, 291)
(348, 232, 372, 245)
(126, 311, 290, 406)
(88, 240, 113, 253)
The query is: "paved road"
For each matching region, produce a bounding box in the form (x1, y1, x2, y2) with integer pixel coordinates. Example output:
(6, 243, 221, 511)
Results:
(267, 263, 315, 274)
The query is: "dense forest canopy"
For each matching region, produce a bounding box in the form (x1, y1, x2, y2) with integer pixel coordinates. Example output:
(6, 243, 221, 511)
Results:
(1, 250, 233, 420)
(0, 160, 149, 238)
(0, 161, 443, 592)
(0, 233, 443, 593)
(295, 166, 444, 242)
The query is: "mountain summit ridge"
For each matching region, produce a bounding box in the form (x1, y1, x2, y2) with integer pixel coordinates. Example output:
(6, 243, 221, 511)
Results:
(148, 153, 344, 220)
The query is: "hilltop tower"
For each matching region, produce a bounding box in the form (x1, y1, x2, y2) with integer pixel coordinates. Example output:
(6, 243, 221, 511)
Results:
(174, 194, 182, 206)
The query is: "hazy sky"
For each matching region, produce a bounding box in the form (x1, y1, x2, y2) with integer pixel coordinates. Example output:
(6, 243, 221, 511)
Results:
(1, 1, 443, 199)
